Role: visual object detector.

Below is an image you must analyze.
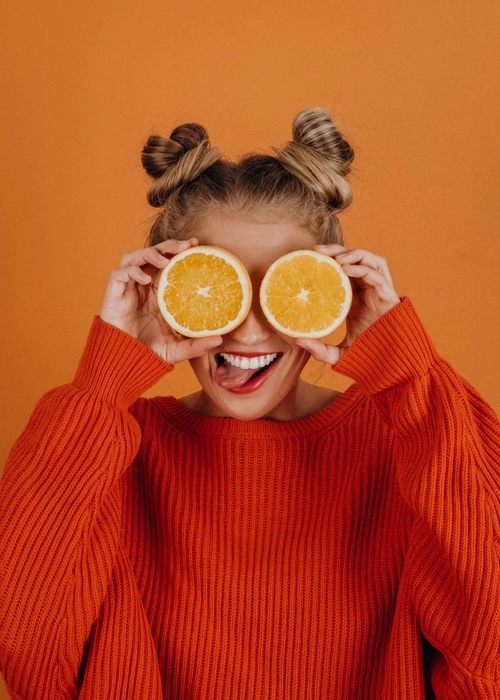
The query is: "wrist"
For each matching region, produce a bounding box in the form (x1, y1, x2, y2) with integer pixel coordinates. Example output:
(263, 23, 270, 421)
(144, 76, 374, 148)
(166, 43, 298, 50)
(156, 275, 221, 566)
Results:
(334, 298, 439, 393)
(74, 317, 172, 407)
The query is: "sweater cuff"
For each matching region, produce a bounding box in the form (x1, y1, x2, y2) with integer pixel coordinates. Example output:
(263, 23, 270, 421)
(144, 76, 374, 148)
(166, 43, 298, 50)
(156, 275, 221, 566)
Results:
(334, 297, 441, 395)
(73, 316, 173, 407)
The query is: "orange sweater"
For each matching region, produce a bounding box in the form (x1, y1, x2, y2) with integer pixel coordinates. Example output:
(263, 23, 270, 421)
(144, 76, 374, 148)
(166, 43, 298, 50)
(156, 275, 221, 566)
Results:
(1, 298, 500, 699)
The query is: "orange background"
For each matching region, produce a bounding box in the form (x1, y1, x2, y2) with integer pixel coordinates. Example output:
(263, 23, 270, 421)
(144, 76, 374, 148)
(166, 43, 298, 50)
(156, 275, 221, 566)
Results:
(1, 0, 499, 696)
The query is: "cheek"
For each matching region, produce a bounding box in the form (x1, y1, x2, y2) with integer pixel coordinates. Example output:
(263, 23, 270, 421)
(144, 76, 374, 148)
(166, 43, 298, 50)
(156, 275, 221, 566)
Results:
(279, 335, 307, 360)
(280, 342, 310, 374)
(189, 356, 213, 385)
(294, 344, 312, 369)
(295, 352, 311, 373)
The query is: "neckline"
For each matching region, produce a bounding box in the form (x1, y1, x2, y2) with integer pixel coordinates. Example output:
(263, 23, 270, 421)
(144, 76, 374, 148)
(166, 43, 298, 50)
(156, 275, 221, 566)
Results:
(150, 383, 363, 438)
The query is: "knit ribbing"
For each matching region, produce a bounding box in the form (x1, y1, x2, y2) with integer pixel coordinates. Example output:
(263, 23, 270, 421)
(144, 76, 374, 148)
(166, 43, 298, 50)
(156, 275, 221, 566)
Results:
(1, 300, 500, 699)
(125, 397, 405, 699)
(334, 297, 440, 393)
(73, 316, 171, 408)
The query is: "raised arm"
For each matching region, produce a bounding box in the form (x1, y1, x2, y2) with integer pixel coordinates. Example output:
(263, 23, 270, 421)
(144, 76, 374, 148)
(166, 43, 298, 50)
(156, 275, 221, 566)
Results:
(0, 318, 169, 698)
(336, 299, 500, 696)
(299, 245, 500, 696)
(0, 238, 221, 698)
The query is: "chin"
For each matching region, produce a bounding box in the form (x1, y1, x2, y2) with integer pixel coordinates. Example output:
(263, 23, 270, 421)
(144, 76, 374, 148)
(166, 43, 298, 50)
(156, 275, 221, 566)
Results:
(208, 391, 291, 421)
(227, 406, 273, 421)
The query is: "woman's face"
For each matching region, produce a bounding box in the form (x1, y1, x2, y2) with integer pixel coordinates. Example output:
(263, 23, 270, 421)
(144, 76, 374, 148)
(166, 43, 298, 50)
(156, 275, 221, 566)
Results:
(186, 212, 318, 421)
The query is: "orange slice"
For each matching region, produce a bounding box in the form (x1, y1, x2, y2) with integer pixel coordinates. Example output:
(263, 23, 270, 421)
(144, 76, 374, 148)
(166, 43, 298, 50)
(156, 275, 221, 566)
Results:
(260, 250, 352, 338)
(157, 246, 252, 337)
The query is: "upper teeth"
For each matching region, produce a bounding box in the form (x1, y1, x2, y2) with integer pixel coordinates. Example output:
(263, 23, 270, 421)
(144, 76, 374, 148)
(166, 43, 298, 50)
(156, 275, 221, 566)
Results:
(219, 353, 278, 370)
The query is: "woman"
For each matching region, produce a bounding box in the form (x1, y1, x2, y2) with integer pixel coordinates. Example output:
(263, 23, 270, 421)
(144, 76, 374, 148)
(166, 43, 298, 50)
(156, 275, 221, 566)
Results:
(1, 108, 499, 699)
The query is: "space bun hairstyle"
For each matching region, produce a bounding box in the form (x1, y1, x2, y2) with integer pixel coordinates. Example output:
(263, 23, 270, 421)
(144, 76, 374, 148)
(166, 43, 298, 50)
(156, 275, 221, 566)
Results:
(273, 107, 354, 211)
(141, 124, 221, 207)
(142, 108, 354, 246)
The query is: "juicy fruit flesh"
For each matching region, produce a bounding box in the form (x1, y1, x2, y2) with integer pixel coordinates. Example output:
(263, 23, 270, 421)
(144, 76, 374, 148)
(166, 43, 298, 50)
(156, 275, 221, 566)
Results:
(263, 255, 349, 334)
(162, 253, 245, 333)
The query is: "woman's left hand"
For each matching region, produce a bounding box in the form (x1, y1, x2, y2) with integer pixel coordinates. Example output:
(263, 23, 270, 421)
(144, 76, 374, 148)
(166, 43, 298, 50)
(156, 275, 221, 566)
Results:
(295, 244, 401, 365)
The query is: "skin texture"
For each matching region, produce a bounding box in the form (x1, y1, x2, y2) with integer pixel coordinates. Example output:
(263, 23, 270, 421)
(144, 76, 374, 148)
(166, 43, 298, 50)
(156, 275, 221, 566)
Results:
(99, 212, 400, 421)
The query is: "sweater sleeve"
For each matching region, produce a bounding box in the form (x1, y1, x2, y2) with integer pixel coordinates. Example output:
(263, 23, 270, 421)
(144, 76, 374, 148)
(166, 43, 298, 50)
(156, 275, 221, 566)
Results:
(0, 317, 171, 699)
(334, 298, 500, 697)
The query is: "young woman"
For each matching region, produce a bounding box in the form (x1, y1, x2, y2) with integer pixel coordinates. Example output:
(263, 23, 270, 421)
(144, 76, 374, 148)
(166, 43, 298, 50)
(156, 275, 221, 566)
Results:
(1, 108, 499, 699)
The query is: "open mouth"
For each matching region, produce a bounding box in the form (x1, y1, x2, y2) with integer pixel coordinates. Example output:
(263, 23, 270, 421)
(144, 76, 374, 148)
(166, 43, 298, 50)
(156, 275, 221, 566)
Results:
(214, 352, 283, 393)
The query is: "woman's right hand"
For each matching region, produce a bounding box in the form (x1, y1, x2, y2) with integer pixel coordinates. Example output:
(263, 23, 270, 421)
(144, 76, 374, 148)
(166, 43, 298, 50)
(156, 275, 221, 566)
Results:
(99, 238, 222, 365)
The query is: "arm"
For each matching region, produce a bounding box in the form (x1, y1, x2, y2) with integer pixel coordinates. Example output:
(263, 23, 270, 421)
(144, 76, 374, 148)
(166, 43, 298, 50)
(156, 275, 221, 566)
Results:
(298, 245, 500, 695)
(0, 317, 170, 698)
(1, 238, 222, 698)
(335, 298, 500, 696)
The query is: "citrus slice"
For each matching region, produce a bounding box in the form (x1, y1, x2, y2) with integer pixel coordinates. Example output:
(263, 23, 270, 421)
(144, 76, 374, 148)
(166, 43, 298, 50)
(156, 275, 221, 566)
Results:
(157, 245, 252, 337)
(259, 250, 352, 338)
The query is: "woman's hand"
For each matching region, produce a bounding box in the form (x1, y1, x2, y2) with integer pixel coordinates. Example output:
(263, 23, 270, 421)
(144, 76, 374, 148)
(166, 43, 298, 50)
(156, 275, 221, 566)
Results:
(99, 238, 222, 365)
(296, 244, 401, 366)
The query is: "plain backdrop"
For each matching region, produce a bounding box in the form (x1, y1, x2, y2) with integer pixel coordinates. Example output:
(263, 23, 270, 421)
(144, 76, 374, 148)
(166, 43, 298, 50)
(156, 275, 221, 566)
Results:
(1, 0, 499, 696)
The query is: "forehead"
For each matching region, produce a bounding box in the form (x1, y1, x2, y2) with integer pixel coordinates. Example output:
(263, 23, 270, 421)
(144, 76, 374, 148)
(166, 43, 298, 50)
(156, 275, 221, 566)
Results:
(193, 213, 316, 271)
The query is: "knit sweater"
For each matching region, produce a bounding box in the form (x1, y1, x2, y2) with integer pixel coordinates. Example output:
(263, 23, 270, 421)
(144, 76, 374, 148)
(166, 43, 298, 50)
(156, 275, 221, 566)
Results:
(1, 298, 500, 699)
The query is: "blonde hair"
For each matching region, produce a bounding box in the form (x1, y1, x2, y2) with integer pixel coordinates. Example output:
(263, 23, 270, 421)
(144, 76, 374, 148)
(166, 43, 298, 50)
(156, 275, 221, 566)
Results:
(141, 108, 354, 246)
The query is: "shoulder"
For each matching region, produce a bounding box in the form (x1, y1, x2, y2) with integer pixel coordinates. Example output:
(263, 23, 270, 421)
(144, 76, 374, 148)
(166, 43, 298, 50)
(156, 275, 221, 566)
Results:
(130, 396, 173, 424)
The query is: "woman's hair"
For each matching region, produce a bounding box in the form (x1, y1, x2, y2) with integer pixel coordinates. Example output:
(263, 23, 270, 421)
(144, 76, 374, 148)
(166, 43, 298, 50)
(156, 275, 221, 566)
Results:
(141, 107, 355, 246)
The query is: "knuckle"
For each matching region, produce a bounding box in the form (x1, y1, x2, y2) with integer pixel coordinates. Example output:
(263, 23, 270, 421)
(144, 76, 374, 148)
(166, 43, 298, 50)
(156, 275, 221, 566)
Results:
(155, 239, 176, 249)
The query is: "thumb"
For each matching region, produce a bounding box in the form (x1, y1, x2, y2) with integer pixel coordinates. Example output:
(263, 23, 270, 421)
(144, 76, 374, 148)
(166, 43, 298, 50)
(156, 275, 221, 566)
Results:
(178, 335, 223, 362)
(296, 338, 343, 366)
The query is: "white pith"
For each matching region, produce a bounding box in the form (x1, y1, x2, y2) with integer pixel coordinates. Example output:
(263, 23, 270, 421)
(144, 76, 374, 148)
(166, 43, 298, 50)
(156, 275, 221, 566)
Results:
(219, 353, 278, 370)
(156, 246, 253, 338)
(259, 249, 353, 338)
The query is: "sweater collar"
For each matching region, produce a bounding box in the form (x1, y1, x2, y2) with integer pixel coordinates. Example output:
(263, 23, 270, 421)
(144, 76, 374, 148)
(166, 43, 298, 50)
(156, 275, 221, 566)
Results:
(151, 384, 363, 438)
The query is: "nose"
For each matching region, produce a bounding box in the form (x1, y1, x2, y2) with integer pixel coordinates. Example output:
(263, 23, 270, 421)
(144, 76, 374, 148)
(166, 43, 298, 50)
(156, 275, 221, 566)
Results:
(226, 296, 272, 345)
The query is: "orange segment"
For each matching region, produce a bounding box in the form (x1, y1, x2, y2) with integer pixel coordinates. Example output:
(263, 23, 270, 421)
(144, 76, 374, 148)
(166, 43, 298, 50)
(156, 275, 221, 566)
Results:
(157, 246, 252, 337)
(260, 250, 352, 338)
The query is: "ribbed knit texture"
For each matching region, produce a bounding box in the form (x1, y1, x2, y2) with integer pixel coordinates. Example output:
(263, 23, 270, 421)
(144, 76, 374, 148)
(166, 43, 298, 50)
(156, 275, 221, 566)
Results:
(1, 299, 500, 699)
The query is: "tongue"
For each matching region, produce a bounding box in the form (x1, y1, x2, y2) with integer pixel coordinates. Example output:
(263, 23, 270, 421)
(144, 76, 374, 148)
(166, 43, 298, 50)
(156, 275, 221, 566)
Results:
(214, 362, 258, 390)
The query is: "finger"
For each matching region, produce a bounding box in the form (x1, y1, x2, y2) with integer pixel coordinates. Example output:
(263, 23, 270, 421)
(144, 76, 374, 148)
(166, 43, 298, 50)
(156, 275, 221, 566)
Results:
(120, 238, 197, 269)
(341, 263, 399, 302)
(295, 337, 342, 366)
(107, 265, 152, 298)
(111, 265, 152, 285)
(149, 268, 163, 292)
(154, 237, 198, 254)
(149, 238, 200, 289)
(315, 244, 349, 256)
(172, 335, 223, 363)
(335, 249, 393, 285)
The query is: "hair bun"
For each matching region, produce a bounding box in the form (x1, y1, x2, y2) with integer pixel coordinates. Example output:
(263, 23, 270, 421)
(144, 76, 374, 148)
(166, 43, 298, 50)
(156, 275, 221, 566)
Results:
(273, 107, 354, 211)
(293, 107, 354, 175)
(142, 123, 221, 207)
